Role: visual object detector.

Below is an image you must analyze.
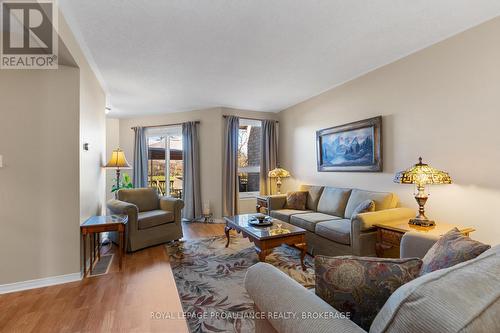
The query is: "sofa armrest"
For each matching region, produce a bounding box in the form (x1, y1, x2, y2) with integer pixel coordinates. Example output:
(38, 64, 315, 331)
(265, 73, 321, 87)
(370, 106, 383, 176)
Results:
(159, 197, 184, 222)
(107, 199, 139, 231)
(268, 195, 287, 211)
(400, 231, 439, 259)
(245, 263, 366, 333)
(352, 207, 415, 231)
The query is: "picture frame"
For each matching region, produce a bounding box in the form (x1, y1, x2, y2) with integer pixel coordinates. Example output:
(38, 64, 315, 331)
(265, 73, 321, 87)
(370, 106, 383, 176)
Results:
(316, 116, 382, 172)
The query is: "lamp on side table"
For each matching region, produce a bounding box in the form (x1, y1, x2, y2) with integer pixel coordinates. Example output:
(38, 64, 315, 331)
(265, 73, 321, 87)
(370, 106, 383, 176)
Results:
(105, 148, 131, 193)
(268, 167, 291, 195)
(394, 157, 452, 227)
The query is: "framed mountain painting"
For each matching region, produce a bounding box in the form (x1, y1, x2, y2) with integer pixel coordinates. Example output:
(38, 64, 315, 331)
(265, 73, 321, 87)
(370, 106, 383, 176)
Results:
(316, 116, 382, 172)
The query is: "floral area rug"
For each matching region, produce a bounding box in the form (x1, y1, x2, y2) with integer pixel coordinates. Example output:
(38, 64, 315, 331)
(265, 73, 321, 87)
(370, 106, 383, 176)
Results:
(166, 235, 315, 333)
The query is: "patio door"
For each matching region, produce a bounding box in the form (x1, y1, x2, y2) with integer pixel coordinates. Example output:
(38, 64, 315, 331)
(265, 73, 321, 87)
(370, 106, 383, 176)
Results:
(146, 126, 183, 198)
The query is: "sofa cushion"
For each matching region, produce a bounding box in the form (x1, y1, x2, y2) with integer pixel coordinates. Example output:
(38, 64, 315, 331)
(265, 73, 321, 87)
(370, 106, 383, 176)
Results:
(316, 187, 352, 217)
(285, 191, 308, 210)
(117, 188, 159, 212)
(270, 209, 311, 223)
(290, 213, 341, 232)
(420, 227, 490, 275)
(315, 255, 422, 331)
(315, 219, 352, 245)
(371, 245, 500, 333)
(344, 189, 398, 219)
(298, 185, 325, 211)
(137, 210, 174, 230)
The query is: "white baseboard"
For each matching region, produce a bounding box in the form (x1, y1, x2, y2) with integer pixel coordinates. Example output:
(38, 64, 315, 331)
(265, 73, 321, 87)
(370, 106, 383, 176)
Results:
(0, 272, 82, 294)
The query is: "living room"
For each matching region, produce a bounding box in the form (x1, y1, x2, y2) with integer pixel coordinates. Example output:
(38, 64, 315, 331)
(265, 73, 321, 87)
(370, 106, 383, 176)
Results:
(0, 1, 499, 333)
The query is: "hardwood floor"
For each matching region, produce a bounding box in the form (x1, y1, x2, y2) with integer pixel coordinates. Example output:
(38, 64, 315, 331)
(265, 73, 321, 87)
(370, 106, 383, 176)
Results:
(0, 222, 226, 333)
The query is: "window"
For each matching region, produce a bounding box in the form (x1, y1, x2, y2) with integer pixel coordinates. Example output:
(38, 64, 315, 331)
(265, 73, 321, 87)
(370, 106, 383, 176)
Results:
(238, 119, 261, 197)
(146, 126, 183, 198)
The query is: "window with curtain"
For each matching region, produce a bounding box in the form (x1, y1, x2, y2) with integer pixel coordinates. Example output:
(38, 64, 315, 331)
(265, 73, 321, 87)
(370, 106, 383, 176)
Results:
(238, 118, 262, 198)
(146, 126, 183, 198)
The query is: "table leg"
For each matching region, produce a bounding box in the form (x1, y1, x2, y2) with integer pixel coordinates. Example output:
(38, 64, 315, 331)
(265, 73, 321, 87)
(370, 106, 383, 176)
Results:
(93, 233, 97, 260)
(90, 233, 94, 276)
(97, 232, 100, 260)
(224, 225, 232, 248)
(122, 229, 126, 255)
(82, 233, 87, 278)
(256, 247, 270, 262)
(119, 230, 124, 270)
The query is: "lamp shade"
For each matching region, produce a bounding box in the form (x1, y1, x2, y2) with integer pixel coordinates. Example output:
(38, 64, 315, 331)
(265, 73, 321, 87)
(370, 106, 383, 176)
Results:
(105, 148, 131, 168)
(394, 157, 452, 185)
(268, 168, 291, 178)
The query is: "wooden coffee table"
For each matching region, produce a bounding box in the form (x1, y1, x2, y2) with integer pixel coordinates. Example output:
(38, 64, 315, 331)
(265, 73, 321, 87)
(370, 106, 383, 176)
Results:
(224, 214, 307, 270)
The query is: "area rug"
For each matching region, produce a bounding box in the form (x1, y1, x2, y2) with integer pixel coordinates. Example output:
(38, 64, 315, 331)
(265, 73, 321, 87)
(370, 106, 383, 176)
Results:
(166, 235, 315, 333)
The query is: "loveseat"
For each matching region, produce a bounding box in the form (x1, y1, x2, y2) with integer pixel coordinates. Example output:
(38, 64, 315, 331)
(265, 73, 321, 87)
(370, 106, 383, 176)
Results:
(245, 232, 500, 333)
(107, 188, 184, 252)
(268, 185, 414, 256)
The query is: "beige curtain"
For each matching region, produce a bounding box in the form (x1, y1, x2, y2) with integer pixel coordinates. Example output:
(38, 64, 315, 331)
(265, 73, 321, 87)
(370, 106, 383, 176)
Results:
(260, 120, 278, 195)
(222, 116, 239, 216)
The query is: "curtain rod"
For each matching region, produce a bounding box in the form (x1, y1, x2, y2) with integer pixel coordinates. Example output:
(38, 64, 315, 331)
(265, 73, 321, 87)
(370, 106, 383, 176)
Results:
(222, 115, 279, 123)
(131, 121, 200, 130)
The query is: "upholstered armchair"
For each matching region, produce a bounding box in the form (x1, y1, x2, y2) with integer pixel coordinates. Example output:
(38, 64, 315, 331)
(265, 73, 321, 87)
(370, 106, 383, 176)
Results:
(107, 188, 184, 252)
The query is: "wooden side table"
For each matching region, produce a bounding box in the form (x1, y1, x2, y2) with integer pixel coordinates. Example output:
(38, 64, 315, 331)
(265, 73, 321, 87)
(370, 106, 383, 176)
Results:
(256, 196, 269, 214)
(374, 222, 475, 258)
(80, 215, 128, 277)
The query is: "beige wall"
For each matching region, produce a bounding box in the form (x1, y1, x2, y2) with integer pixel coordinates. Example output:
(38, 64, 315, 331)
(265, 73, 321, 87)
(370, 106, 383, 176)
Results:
(117, 107, 278, 218)
(58, 14, 107, 221)
(0, 12, 105, 286)
(106, 118, 120, 202)
(278, 17, 500, 245)
(0, 68, 80, 284)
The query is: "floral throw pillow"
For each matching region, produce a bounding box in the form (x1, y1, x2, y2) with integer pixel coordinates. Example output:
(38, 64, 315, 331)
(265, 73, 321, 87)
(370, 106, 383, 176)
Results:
(315, 255, 422, 330)
(285, 191, 307, 210)
(420, 227, 490, 275)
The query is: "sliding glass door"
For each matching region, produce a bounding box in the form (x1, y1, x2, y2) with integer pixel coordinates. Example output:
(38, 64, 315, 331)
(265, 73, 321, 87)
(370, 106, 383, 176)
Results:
(146, 126, 183, 198)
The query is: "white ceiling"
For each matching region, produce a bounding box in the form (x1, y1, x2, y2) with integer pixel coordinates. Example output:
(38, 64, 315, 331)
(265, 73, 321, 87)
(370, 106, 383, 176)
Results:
(59, 1, 500, 118)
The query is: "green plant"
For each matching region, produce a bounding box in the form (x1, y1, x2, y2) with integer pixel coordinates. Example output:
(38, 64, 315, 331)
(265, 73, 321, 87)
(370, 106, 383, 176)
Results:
(111, 172, 134, 192)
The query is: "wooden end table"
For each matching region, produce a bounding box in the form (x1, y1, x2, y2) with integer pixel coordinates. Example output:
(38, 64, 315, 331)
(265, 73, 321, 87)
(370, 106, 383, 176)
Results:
(374, 221, 475, 258)
(224, 214, 307, 270)
(80, 215, 128, 277)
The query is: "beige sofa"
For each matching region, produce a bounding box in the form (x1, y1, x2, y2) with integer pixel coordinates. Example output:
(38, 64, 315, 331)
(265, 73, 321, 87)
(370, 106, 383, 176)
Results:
(107, 188, 184, 252)
(268, 185, 414, 256)
(245, 233, 500, 333)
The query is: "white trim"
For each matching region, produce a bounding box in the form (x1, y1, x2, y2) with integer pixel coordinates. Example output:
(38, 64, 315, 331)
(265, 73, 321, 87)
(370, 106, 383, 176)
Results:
(0, 272, 82, 295)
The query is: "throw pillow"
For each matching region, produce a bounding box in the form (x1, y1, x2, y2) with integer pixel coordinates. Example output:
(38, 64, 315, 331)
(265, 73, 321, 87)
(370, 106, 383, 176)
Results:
(350, 199, 375, 219)
(315, 255, 422, 330)
(285, 191, 307, 210)
(420, 227, 490, 275)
